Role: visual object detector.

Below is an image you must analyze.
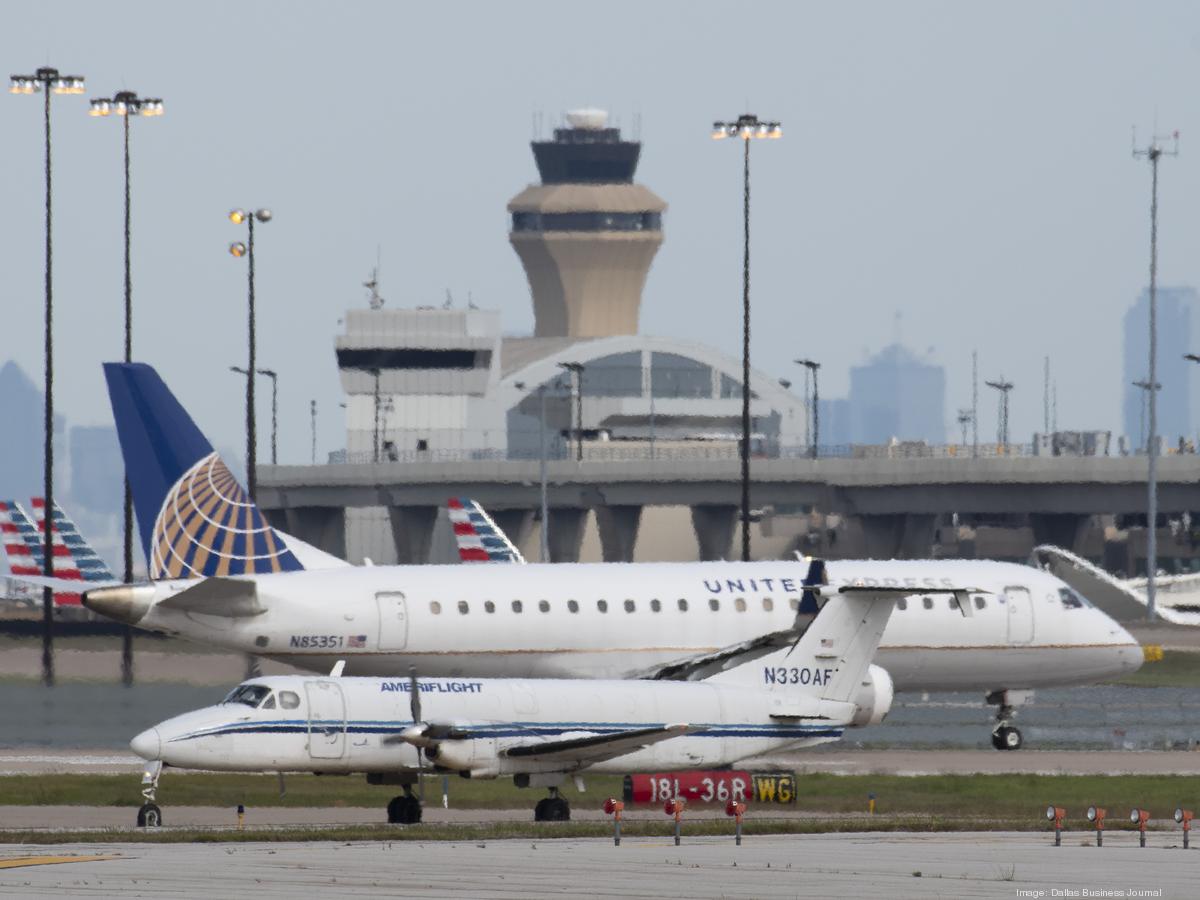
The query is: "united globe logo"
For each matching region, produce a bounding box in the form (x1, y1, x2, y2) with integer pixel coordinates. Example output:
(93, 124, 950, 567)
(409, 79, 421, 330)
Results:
(150, 452, 301, 579)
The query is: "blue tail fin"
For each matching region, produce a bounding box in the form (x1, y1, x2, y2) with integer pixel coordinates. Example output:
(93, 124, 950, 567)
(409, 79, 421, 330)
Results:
(103, 362, 304, 579)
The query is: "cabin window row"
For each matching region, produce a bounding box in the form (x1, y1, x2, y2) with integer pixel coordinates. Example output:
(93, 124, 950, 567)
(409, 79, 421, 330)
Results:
(895, 596, 988, 611)
(425, 597, 802, 615)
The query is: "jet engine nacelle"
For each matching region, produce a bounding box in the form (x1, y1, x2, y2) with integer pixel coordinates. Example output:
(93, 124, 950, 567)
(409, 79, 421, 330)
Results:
(850, 664, 894, 726)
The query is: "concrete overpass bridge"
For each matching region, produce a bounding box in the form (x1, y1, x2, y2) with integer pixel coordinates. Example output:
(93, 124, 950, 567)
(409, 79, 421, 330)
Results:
(258, 455, 1200, 565)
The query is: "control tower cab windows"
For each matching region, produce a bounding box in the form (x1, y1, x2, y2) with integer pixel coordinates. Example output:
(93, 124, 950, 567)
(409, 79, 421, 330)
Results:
(510, 211, 662, 233)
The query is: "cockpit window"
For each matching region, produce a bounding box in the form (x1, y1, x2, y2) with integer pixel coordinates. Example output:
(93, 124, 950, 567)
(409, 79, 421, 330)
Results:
(279, 691, 301, 709)
(223, 684, 271, 707)
(1059, 587, 1092, 609)
(261, 693, 277, 709)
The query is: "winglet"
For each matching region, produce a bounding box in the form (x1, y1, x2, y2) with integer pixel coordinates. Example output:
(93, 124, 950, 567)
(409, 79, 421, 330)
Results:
(329, 660, 346, 678)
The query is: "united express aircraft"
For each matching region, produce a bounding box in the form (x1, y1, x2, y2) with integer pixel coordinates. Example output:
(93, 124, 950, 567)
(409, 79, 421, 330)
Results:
(8, 364, 1143, 753)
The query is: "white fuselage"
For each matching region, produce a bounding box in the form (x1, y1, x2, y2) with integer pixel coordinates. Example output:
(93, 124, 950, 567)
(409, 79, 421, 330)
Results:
(131, 558, 1141, 693)
(134, 674, 850, 777)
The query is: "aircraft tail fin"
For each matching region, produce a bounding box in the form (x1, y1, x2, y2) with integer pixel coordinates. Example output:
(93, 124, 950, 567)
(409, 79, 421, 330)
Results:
(447, 497, 525, 563)
(708, 583, 901, 705)
(1, 499, 115, 606)
(103, 362, 305, 580)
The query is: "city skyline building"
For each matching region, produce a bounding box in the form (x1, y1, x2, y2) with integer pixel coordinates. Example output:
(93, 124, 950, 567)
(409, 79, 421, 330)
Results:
(1123, 285, 1195, 449)
(848, 343, 946, 445)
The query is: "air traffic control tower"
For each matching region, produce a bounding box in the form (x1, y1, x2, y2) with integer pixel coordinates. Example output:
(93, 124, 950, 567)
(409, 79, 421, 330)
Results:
(508, 109, 666, 338)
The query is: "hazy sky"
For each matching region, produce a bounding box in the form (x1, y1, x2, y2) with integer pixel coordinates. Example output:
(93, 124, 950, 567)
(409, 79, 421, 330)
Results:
(3, 1, 1200, 460)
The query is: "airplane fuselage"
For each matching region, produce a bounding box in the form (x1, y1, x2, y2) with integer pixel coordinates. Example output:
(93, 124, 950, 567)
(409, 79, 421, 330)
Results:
(125, 559, 1141, 692)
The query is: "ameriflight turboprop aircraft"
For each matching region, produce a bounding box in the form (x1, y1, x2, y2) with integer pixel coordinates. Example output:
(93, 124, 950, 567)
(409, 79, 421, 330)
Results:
(10, 364, 1142, 753)
(130, 578, 908, 825)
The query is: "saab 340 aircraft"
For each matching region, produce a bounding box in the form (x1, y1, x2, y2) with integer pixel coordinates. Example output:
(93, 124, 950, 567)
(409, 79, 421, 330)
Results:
(12, 364, 1142, 754)
(131, 579, 907, 824)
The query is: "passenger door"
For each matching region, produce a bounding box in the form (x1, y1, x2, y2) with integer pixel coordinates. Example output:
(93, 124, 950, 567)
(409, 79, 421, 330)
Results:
(305, 680, 347, 759)
(1004, 586, 1034, 645)
(376, 592, 408, 651)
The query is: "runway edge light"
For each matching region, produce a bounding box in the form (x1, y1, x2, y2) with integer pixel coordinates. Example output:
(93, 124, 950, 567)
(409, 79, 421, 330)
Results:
(603, 798, 624, 846)
(1130, 808, 1151, 848)
(1045, 805, 1066, 847)
(1174, 808, 1193, 849)
(1087, 806, 1106, 847)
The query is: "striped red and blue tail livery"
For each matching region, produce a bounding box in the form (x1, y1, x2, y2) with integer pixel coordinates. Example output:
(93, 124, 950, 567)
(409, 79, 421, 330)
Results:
(0, 499, 115, 605)
(447, 498, 525, 563)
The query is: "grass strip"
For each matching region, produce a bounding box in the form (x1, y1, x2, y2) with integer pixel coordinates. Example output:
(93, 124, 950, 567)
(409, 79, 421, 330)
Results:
(2, 772, 1195, 821)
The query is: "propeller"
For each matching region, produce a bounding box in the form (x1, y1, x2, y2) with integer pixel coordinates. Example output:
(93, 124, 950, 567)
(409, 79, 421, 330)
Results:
(409, 665, 421, 724)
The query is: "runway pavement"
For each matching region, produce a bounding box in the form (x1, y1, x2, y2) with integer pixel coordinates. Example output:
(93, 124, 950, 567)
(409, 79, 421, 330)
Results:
(0, 833, 1192, 899)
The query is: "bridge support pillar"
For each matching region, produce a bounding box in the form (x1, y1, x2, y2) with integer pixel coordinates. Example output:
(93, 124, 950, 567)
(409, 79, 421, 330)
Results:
(690, 505, 738, 561)
(491, 509, 535, 553)
(387, 506, 438, 564)
(1029, 513, 1090, 554)
(277, 506, 346, 560)
(547, 508, 587, 563)
(857, 514, 937, 559)
(596, 505, 643, 562)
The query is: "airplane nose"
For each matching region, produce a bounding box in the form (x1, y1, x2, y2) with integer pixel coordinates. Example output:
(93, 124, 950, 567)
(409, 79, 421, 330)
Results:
(130, 727, 161, 761)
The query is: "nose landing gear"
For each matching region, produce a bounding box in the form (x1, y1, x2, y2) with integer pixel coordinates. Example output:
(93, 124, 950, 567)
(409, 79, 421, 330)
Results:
(136, 760, 164, 827)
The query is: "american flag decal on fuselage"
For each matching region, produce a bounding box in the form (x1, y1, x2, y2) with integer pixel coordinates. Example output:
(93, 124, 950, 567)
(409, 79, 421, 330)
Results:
(447, 497, 524, 563)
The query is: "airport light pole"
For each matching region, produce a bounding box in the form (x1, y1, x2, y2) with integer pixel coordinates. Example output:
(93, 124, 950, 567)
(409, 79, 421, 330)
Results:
(796, 359, 820, 459)
(1134, 129, 1178, 622)
(516, 381, 550, 563)
(231, 367, 277, 464)
(713, 113, 781, 562)
(89, 89, 163, 688)
(956, 409, 973, 448)
(1132, 379, 1161, 453)
(310, 399, 317, 464)
(10, 66, 86, 688)
(229, 208, 272, 500)
(557, 362, 585, 462)
(985, 379, 1013, 453)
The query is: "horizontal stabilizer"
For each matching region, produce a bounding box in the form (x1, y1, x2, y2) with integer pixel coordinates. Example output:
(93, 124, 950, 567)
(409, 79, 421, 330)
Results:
(3, 572, 122, 593)
(501, 724, 691, 765)
(639, 628, 804, 681)
(157, 577, 264, 618)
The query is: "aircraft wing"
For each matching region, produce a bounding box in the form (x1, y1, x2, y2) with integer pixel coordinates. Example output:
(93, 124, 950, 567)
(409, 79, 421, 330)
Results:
(501, 724, 691, 765)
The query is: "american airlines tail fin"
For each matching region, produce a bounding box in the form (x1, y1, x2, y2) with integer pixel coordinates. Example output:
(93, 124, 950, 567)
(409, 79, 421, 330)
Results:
(1, 499, 114, 605)
(103, 362, 307, 579)
(447, 498, 525, 563)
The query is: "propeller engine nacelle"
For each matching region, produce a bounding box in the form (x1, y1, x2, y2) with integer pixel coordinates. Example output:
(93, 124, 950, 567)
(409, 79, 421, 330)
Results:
(849, 664, 894, 727)
(422, 739, 500, 778)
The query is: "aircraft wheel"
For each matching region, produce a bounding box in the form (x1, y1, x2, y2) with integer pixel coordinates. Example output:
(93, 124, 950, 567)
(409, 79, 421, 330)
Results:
(1000, 726, 1023, 751)
(548, 797, 571, 821)
(533, 798, 550, 822)
(991, 730, 1005, 751)
(387, 795, 422, 824)
(137, 802, 163, 828)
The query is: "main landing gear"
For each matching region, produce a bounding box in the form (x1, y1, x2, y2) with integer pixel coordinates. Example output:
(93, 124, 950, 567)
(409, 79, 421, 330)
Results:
(137, 760, 164, 827)
(533, 787, 571, 822)
(386, 785, 423, 824)
(987, 689, 1030, 751)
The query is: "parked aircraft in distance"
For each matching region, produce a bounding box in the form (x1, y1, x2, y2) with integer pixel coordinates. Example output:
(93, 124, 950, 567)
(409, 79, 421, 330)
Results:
(1, 498, 114, 606)
(129, 579, 911, 824)
(1035, 544, 1200, 626)
(7, 364, 1143, 752)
